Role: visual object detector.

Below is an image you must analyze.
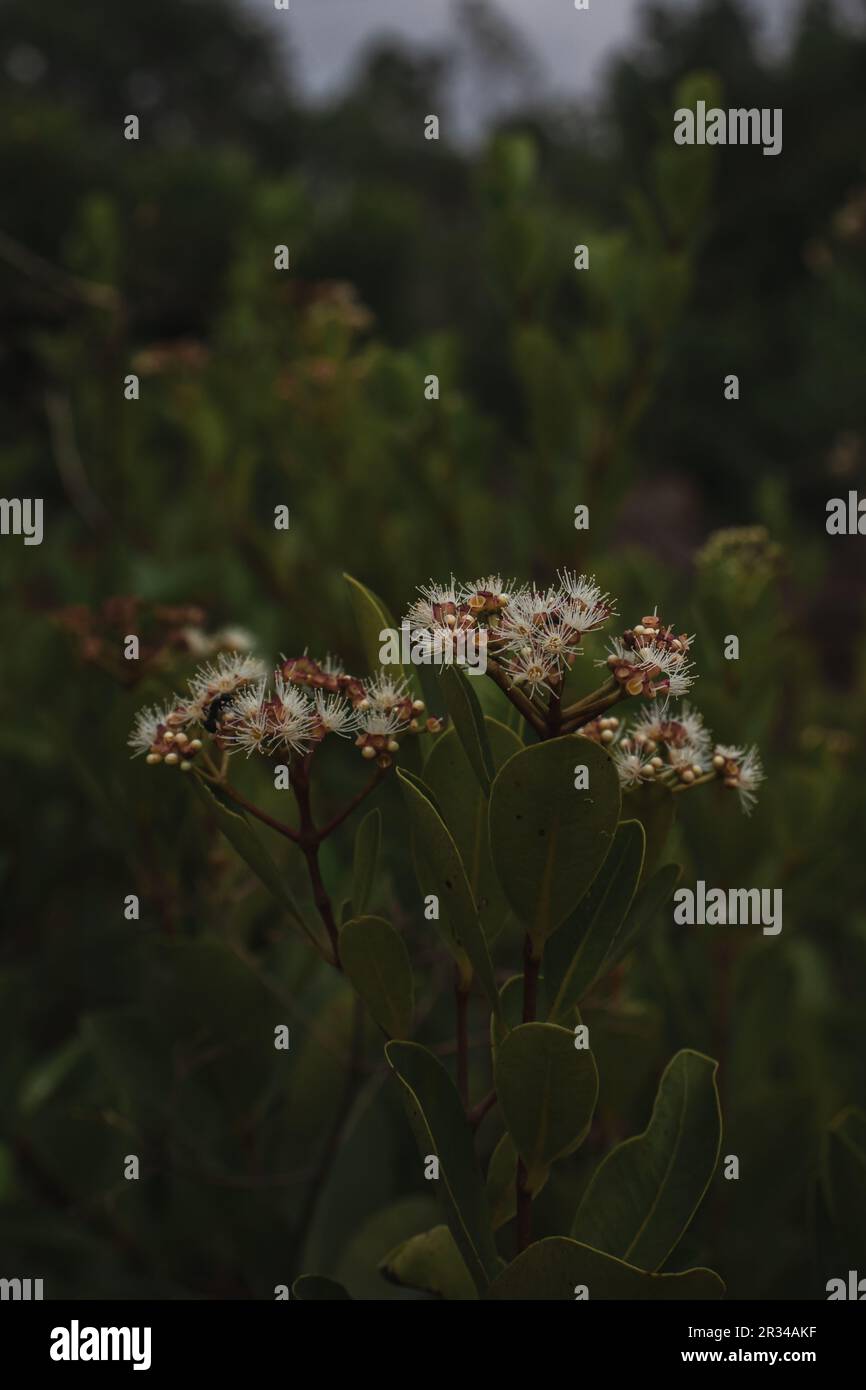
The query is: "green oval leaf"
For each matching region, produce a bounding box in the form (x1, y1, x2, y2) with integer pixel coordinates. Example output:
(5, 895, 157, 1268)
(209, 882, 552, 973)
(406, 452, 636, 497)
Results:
(488, 736, 621, 950)
(397, 768, 500, 1017)
(424, 718, 521, 944)
(351, 806, 381, 917)
(439, 666, 495, 796)
(340, 915, 414, 1040)
(547, 820, 645, 1022)
(572, 1049, 722, 1270)
(380, 1225, 478, 1301)
(495, 1022, 599, 1192)
(385, 1041, 500, 1292)
(487, 1237, 725, 1300)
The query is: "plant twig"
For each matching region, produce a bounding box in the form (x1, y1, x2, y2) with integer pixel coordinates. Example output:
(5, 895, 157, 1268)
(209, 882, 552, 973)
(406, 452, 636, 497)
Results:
(317, 768, 386, 840)
(485, 658, 546, 737)
(211, 777, 301, 844)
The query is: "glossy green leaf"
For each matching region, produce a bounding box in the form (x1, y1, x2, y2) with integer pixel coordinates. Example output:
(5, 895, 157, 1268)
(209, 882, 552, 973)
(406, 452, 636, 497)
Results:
(439, 666, 495, 796)
(380, 1225, 478, 1300)
(487, 1237, 725, 1300)
(291, 1274, 352, 1300)
(397, 768, 500, 1017)
(351, 807, 381, 917)
(423, 718, 521, 944)
(190, 778, 324, 956)
(605, 862, 682, 969)
(547, 820, 645, 1022)
(572, 1049, 722, 1270)
(625, 782, 675, 883)
(488, 736, 621, 951)
(385, 1041, 500, 1292)
(495, 1022, 599, 1192)
(340, 916, 413, 1040)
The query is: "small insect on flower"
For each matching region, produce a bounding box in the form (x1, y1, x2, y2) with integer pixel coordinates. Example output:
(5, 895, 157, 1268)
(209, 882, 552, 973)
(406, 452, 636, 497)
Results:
(712, 744, 765, 814)
(203, 691, 238, 733)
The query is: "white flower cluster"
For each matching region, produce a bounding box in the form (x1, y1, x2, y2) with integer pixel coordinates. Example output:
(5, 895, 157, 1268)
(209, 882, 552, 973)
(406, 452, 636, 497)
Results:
(405, 571, 616, 695)
(582, 699, 765, 814)
(128, 652, 435, 770)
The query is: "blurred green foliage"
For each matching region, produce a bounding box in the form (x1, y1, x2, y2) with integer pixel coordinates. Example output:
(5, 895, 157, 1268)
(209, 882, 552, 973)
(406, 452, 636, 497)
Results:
(1, 0, 865, 1299)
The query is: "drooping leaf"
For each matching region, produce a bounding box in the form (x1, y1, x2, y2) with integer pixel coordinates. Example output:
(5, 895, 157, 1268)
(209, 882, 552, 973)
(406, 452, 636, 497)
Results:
(439, 666, 495, 796)
(351, 807, 381, 917)
(380, 1225, 478, 1301)
(487, 1237, 725, 1300)
(340, 916, 413, 1040)
(495, 1023, 599, 1192)
(547, 820, 645, 1022)
(488, 736, 620, 951)
(291, 1274, 352, 1300)
(397, 768, 500, 1017)
(424, 718, 521, 944)
(572, 1049, 722, 1270)
(190, 778, 323, 955)
(385, 1041, 500, 1292)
